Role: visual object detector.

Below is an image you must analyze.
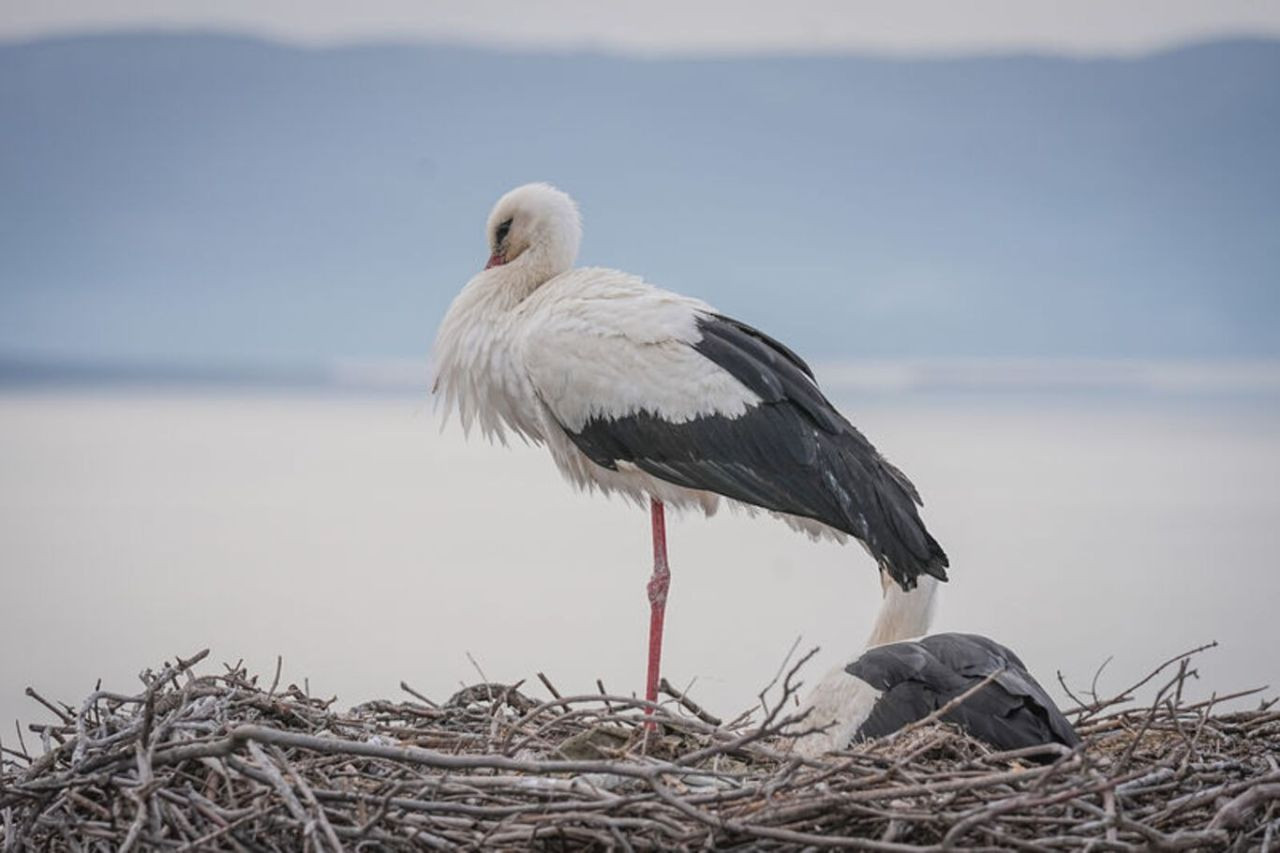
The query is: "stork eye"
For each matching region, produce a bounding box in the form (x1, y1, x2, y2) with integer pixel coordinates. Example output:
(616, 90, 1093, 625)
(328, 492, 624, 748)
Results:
(495, 218, 513, 245)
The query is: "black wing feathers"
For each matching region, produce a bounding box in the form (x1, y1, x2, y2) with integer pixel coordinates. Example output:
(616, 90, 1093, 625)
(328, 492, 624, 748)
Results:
(848, 633, 1081, 758)
(561, 312, 948, 589)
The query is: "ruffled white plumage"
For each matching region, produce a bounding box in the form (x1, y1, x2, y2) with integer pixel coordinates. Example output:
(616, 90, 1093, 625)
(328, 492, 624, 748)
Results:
(431, 270, 545, 444)
(432, 262, 763, 514)
(521, 269, 759, 430)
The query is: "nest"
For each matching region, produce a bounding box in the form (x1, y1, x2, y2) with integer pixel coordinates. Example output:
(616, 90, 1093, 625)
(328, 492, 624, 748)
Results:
(2, 645, 1278, 850)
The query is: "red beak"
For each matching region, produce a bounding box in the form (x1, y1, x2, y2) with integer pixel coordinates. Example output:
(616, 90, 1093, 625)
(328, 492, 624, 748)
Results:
(485, 253, 506, 270)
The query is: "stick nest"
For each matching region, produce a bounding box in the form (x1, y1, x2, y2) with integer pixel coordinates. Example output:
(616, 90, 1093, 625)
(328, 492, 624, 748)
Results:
(2, 646, 1278, 850)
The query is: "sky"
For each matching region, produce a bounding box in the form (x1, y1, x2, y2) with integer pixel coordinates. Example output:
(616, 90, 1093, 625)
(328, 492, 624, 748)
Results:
(4, 0, 1280, 55)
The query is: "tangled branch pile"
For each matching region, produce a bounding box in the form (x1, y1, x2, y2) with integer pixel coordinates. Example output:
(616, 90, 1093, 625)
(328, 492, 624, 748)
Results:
(2, 646, 1277, 850)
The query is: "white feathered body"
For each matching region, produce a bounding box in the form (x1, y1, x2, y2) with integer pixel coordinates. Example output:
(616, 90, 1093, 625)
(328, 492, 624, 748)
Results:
(433, 265, 784, 518)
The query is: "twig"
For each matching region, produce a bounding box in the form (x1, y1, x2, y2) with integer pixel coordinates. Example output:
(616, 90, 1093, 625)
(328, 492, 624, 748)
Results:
(659, 678, 722, 727)
(23, 689, 73, 726)
(399, 680, 440, 708)
(536, 672, 563, 701)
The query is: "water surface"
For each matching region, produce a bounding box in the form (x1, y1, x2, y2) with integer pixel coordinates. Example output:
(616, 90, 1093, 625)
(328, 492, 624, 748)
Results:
(2, 390, 1277, 733)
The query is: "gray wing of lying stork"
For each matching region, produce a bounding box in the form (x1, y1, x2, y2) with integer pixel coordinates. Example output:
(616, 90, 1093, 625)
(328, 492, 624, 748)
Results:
(547, 311, 948, 590)
(848, 633, 1081, 758)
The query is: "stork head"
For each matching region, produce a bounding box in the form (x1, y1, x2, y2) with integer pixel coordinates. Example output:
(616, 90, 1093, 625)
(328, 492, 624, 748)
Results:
(484, 183, 582, 281)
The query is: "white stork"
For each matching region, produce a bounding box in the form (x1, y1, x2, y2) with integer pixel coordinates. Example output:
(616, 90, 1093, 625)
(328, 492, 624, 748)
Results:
(794, 577, 1080, 757)
(431, 183, 949, 707)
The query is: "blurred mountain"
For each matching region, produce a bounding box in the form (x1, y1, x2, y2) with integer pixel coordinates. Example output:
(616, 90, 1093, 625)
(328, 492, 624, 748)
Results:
(1, 34, 1277, 366)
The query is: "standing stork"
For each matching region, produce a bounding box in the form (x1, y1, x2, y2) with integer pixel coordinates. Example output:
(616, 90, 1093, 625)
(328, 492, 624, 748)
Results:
(432, 183, 949, 707)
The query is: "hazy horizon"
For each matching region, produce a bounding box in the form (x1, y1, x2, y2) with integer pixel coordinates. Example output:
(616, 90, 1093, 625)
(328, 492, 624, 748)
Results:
(5, 26, 1276, 58)
(6, 1, 1280, 57)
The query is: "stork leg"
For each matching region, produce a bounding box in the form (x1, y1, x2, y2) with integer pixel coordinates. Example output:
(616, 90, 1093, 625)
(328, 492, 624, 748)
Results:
(645, 498, 670, 712)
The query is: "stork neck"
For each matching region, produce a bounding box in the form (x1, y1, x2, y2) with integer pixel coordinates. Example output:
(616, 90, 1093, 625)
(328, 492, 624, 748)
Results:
(865, 575, 939, 648)
(494, 243, 572, 303)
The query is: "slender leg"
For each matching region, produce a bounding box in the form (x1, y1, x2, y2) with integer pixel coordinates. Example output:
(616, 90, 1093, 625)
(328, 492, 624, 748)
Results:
(645, 498, 671, 713)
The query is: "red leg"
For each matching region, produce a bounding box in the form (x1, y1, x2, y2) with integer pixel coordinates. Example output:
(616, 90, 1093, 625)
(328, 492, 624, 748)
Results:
(645, 498, 670, 713)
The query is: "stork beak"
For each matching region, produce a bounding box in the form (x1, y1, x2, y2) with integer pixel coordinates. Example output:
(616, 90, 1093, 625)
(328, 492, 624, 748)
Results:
(485, 252, 506, 270)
